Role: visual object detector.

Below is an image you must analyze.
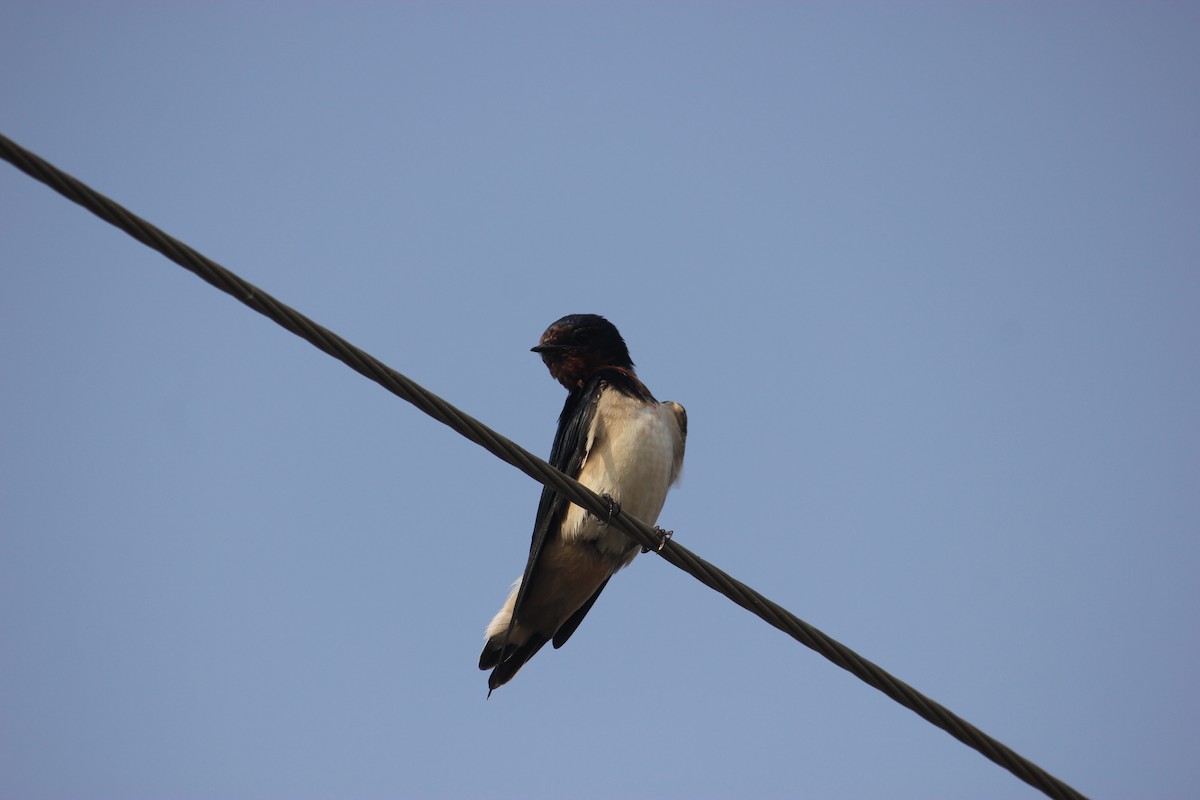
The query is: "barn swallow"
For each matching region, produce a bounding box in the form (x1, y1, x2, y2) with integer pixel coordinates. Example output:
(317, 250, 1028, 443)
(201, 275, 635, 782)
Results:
(479, 314, 687, 693)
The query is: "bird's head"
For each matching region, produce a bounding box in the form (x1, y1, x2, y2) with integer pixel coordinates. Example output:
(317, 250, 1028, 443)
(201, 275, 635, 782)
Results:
(532, 314, 634, 389)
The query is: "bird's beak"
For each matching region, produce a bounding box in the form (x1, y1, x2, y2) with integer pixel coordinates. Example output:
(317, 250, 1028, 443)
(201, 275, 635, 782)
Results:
(531, 344, 564, 353)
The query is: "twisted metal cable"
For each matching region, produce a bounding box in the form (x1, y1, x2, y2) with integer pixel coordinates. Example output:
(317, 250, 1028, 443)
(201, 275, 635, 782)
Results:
(2, 132, 1088, 800)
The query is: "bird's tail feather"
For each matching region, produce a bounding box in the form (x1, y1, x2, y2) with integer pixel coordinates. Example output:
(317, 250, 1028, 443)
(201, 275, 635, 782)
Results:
(480, 634, 550, 695)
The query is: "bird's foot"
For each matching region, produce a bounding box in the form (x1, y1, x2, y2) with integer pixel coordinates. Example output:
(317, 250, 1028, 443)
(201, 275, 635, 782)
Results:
(642, 527, 674, 554)
(598, 493, 621, 525)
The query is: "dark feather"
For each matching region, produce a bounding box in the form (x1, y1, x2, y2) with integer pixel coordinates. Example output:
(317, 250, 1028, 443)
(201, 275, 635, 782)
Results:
(485, 635, 550, 694)
(552, 576, 611, 649)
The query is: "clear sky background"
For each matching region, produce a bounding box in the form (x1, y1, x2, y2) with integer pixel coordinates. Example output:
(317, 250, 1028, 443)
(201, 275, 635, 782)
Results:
(2, 4, 1197, 799)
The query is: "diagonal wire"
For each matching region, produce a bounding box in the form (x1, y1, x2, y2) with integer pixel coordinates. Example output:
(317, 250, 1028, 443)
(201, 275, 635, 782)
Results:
(1, 132, 1088, 800)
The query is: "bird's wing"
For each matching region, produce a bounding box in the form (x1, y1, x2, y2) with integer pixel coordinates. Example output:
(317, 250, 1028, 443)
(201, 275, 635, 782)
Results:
(665, 400, 687, 483)
(552, 576, 611, 649)
(502, 377, 606, 647)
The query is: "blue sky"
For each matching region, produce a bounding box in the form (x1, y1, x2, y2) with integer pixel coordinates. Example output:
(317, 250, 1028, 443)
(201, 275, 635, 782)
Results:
(2, 3, 1197, 798)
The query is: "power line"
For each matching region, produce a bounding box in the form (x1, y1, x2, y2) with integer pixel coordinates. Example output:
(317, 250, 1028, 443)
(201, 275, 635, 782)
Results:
(1, 132, 1089, 800)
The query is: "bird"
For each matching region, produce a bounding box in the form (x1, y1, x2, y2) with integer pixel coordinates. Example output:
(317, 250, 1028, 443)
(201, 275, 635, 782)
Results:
(479, 314, 687, 693)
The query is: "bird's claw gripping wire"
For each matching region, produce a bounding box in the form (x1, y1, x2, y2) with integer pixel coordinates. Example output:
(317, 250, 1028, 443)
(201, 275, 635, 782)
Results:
(596, 494, 670, 552)
(643, 527, 674, 554)
(598, 493, 620, 526)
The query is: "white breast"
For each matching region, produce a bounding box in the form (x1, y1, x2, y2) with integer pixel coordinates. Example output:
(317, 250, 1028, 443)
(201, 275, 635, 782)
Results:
(562, 388, 685, 559)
